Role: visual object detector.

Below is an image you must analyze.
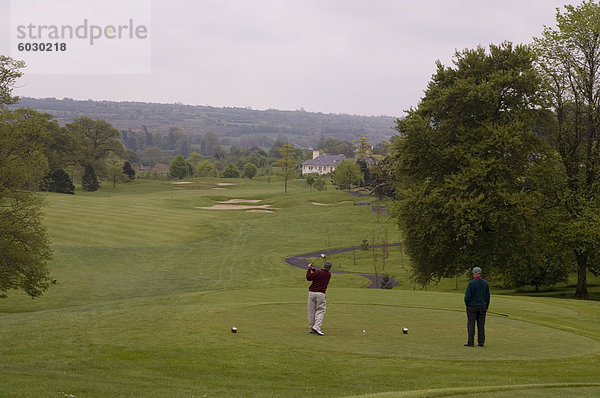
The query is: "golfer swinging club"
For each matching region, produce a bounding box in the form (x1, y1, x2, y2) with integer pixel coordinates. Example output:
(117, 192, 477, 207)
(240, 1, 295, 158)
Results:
(306, 260, 332, 336)
(464, 266, 490, 347)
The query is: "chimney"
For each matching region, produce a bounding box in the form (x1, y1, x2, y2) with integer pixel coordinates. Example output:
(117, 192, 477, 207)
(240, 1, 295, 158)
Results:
(313, 149, 320, 159)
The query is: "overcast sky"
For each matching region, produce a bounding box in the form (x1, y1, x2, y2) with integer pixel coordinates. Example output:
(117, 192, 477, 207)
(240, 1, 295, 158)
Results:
(0, 0, 582, 117)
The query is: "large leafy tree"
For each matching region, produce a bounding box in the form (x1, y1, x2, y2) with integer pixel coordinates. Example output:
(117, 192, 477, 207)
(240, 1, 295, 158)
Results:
(169, 154, 189, 179)
(200, 131, 219, 157)
(195, 160, 217, 177)
(354, 134, 396, 200)
(187, 152, 204, 176)
(141, 146, 165, 166)
(0, 57, 54, 297)
(393, 42, 554, 287)
(317, 137, 355, 157)
(331, 159, 363, 189)
(273, 143, 298, 193)
(534, 1, 600, 298)
(0, 55, 25, 106)
(222, 162, 240, 178)
(167, 126, 190, 157)
(106, 153, 126, 188)
(65, 116, 125, 180)
(243, 162, 257, 179)
(44, 122, 77, 172)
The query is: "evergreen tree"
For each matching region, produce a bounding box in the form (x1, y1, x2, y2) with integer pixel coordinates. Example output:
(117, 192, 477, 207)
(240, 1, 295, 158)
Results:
(123, 161, 135, 181)
(41, 169, 75, 194)
(81, 164, 100, 191)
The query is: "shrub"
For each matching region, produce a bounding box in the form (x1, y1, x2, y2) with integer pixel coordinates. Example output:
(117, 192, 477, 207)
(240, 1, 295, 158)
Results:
(41, 169, 75, 194)
(222, 163, 240, 178)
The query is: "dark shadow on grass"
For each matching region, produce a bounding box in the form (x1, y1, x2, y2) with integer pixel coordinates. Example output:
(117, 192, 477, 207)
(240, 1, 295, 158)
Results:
(512, 285, 600, 302)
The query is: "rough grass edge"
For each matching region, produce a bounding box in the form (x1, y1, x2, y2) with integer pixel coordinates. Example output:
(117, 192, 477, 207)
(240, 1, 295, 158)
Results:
(344, 382, 600, 398)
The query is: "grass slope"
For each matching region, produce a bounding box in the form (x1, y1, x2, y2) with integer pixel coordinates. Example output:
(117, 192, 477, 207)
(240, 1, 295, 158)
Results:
(0, 177, 599, 397)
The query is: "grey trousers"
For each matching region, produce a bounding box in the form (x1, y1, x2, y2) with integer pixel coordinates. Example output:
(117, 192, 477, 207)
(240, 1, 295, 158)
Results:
(307, 291, 327, 332)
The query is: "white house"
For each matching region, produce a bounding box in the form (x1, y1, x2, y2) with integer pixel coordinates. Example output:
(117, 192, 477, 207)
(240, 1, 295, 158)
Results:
(301, 150, 346, 175)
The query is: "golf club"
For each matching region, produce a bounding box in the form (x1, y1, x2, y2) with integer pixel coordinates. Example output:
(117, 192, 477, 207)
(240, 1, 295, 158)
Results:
(308, 253, 326, 269)
(488, 311, 509, 317)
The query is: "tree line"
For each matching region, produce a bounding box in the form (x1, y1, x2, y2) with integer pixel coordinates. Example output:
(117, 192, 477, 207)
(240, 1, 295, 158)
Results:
(123, 123, 377, 184)
(391, 1, 600, 299)
(15, 96, 397, 148)
(3, 1, 600, 300)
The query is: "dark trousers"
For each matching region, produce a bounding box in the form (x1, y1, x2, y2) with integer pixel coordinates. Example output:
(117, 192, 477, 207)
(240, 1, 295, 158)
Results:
(466, 306, 487, 346)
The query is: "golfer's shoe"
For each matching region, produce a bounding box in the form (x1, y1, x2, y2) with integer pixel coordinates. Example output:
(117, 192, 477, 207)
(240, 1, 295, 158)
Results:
(311, 328, 324, 336)
(309, 328, 317, 334)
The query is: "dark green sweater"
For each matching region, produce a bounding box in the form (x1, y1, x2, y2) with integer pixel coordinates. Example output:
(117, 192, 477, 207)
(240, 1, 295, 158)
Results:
(464, 278, 490, 308)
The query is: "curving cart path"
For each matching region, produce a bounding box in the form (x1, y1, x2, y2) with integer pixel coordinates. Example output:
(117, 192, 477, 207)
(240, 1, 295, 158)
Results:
(284, 244, 403, 288)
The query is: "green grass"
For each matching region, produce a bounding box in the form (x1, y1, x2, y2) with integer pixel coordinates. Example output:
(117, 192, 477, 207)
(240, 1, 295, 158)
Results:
(0, 177, 599, 397)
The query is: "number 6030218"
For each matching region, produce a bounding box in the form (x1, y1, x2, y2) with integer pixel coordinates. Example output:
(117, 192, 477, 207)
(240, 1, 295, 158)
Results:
(17, 42, 67, 51)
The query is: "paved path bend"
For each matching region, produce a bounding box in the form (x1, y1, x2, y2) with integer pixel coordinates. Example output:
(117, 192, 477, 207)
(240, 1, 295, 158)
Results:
(284, 244, 402, 289)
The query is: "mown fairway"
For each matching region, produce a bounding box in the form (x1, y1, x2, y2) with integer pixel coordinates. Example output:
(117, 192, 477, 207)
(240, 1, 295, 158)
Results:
(0, 178, 599, 397)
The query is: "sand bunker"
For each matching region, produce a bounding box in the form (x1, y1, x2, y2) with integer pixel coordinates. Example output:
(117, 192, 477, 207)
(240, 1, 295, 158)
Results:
(311, 201, 353, 206)
(196, 204, 273, 210)
(217, 182, 236, 186)
(218, 199, 262, 204)
(172, 181, 194, 184)
(196, 197, 273, 211)
(211, 188, 226, 190)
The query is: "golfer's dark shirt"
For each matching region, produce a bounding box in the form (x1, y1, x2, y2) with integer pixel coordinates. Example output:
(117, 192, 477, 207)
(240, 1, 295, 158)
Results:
(464, 277, 490, 308)
(306, 269, 331, 293)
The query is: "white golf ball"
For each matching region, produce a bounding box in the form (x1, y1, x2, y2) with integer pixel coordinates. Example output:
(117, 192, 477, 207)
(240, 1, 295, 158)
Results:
(362, 330, 366, 333)
(231, 327, 237, 333)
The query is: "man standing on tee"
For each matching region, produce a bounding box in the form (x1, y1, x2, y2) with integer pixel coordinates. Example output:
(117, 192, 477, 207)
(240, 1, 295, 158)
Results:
(464, 266, 490, 347)
(306, 260, 332, 336)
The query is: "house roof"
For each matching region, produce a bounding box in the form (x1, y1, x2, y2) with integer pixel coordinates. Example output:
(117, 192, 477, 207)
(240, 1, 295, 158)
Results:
(137, 163, 169, 173)
(302, 154, 346, 166)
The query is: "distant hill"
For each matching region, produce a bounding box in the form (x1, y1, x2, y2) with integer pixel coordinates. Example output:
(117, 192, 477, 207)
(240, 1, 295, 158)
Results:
(14, 97, 399, 147)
